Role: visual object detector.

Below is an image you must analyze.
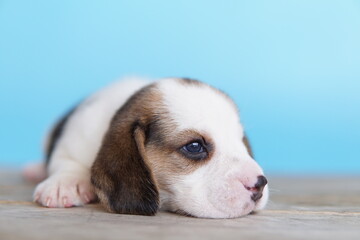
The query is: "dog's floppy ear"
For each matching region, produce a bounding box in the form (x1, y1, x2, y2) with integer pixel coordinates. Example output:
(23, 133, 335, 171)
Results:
(91, 87, 159, 216)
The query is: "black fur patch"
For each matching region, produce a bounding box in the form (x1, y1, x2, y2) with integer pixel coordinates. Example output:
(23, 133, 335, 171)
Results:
(45, 106, 77, 165)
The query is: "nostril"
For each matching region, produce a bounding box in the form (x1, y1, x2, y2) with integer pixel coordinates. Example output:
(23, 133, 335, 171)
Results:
(251, 192, 263, 202)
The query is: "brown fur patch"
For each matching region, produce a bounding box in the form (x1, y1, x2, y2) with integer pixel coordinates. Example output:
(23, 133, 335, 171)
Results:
(179, 78, 202, 86)
(243, 135, 254, 158)
(145, 125, 215, 194)
(91, 84, 162, 215)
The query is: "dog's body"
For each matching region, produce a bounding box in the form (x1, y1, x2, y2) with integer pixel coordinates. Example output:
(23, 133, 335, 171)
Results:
(31, 77, 268, 218)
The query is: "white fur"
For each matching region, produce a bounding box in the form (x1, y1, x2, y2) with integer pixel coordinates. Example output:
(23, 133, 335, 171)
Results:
(34, 78, 149, 207)
(157, 79, 268, 218)
(33, 77, 268, 218)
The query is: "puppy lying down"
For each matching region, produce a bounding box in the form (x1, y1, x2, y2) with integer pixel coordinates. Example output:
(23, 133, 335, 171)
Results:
(26, 77, 268, 218)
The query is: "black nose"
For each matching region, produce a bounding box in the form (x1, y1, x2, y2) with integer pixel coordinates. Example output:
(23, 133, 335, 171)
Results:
(256, 175, 268, 189)
(251, 175, 268, 202)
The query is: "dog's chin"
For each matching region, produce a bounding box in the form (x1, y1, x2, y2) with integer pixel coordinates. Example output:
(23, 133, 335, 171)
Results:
(165, 199, 257, 219)
(164, 189, 269, 219)
(176, 203, 256, 219)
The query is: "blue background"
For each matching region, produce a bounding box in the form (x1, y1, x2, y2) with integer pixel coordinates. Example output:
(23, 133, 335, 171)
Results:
(1, 0, 359, 174)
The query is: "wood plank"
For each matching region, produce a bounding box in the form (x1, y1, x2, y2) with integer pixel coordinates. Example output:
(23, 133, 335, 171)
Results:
(1, 171, 359, 240)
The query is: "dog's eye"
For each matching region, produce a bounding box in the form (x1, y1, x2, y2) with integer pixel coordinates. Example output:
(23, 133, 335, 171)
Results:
(180, 141, 208, 161)
(183, 142, 204, 153)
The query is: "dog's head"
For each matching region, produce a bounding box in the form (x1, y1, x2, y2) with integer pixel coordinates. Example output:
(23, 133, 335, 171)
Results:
(91, 78, 268, 218)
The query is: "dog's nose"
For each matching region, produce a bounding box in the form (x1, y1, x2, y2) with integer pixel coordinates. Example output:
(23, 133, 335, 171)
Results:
(247, 175, 268, 202)
(255, 175, 268, 190)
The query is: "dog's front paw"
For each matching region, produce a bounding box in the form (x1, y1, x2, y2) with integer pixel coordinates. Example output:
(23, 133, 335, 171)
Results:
(33, 172, 95, 208)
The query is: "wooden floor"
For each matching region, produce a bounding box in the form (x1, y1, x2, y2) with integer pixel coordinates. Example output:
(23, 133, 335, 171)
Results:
(1, 171, 359, 240)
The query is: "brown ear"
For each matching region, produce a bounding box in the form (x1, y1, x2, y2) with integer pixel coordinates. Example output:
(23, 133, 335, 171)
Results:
(91, 89, 159, 216)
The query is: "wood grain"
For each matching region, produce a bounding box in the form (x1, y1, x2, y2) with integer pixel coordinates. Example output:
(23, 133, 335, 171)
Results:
(1, 171, 359, 240)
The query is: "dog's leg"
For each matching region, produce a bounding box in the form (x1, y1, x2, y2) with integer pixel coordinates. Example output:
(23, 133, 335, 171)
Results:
(32, 79, 149, 208)
(33, 159, 96, 208)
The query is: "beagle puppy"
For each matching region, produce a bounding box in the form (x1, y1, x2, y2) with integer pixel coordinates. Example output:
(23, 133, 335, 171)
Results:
(32, 77, 268, 218)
